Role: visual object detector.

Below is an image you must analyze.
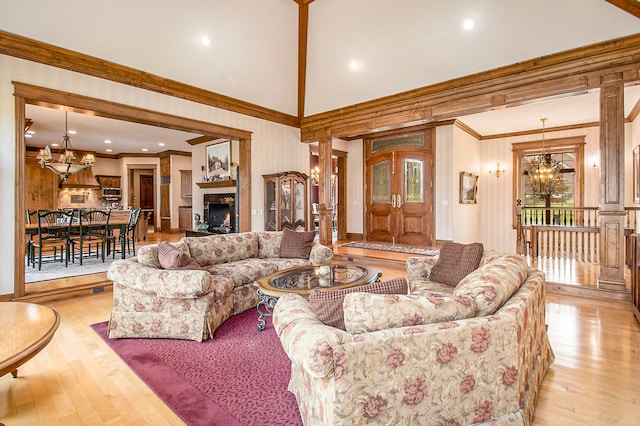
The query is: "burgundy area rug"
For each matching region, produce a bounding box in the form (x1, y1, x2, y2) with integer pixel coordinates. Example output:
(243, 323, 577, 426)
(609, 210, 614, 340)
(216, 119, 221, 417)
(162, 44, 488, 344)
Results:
(91, 310, 302, 426)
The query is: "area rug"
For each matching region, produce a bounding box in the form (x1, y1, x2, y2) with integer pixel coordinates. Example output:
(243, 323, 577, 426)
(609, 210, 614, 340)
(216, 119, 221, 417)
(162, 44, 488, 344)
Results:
(25, 255, 116, 283)
(91, 310, 302, 426)
(340, 241, 439, 256)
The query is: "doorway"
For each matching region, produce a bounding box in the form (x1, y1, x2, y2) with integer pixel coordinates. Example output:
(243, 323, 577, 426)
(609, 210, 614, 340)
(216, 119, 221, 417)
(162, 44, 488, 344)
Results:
(139, 174, 155, 226)
(365, 130, 434, 246)
(14, 82, 252, 300)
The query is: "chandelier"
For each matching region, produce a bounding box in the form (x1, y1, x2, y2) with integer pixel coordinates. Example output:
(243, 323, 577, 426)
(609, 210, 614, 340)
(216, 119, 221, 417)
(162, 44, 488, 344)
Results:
(36, 111, 95, 181)
(523, 118, 562, 200)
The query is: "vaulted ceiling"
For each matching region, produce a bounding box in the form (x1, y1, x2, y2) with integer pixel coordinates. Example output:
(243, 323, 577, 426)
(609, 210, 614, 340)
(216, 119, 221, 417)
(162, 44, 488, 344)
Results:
(1, 0, 639, 153)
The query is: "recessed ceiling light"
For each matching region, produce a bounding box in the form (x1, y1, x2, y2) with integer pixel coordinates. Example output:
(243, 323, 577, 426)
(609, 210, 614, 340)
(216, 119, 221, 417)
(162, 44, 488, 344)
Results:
(348, 59, 360, 71)
(462, 18, 475, 31)
(141, 148, 148, 152)
(106, 148, 112, 152)
(68, 130, 77, 135)
(104, 139, 112, 144)
(201, 36, 211, 47)
(51, 143, 59, 147)
(158, 142, 165, 146)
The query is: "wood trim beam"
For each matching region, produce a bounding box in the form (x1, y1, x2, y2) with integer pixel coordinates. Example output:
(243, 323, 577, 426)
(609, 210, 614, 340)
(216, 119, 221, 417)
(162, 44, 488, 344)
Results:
(0, 30, 299, 128)
(605, 0, 640, 18)
(301, 34, 640, 142)
(14, 82, 253, 140)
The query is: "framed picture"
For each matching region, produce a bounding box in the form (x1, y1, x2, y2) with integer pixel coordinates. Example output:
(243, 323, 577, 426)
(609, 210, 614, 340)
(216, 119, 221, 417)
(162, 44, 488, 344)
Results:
(459, 171, 478, 204)
(206, 141, 231, 181)
(634, 145, 640, 204)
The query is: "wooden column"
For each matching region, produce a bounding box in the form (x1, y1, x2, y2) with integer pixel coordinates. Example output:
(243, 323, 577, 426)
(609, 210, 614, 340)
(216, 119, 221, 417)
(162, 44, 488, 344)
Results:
(318, 136, 333, 247)
(238, 137, 251, 232)
(598, 74, 626, 291)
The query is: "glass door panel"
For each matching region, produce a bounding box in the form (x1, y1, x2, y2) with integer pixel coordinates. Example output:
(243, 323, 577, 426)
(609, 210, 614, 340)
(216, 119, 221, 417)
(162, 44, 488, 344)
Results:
(265, 180, 276, 231)
(294, 180, 305, 226)
(372, 160, 391, 203)
(404, 159, 424, 203)
(280, 179, 292, 228)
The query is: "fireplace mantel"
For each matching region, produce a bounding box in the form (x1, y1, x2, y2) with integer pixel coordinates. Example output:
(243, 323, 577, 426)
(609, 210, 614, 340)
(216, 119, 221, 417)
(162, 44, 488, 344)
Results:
(196, 180, 236, 189)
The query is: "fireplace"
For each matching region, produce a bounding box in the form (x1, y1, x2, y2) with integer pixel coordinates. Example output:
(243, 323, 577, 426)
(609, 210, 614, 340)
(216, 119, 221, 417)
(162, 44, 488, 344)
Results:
(204, 193, 236, 234)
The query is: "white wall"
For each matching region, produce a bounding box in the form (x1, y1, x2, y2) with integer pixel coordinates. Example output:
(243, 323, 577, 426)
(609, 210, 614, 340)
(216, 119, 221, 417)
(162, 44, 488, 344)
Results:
(451, 124, 480, 243)
(435, 125, 454, 241)
(1, 55, 305, 296)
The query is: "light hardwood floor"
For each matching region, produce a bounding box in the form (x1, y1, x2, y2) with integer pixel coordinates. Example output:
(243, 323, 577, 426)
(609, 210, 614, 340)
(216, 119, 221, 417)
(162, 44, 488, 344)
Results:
(3, 237, 640, 425)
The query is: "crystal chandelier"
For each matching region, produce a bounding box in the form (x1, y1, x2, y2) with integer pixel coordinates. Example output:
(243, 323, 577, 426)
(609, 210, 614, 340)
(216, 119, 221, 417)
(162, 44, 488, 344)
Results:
(36, 111, 95, 181)
(523, 118, 562, 200)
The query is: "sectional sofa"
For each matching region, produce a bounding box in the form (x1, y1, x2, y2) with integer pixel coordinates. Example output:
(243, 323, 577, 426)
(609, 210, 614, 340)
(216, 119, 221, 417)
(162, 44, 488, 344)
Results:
(273, 251, 554, 425)
(107, 230, 333, 341)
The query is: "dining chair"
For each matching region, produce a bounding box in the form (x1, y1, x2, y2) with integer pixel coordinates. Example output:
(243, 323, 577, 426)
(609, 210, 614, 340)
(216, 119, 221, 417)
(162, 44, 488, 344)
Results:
(34, 210, 73, 270)
(25, 209, 38, 268)
(109, 208, 141, 258)
(76, 209, 111, 265)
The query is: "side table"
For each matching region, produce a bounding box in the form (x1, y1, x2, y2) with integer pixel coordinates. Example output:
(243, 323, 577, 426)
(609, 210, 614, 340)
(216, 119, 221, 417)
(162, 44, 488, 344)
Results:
(0, 302, 60, 378)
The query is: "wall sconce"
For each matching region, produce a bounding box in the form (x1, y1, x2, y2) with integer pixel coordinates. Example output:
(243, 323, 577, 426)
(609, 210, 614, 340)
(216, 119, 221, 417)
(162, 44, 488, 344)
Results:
(488, 163, 506, 178)
(310, 166, 320, 186)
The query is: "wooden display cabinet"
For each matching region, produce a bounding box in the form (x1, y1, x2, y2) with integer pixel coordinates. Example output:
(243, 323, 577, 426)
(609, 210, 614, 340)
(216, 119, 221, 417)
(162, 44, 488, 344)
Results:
(263, 171, 308, 231)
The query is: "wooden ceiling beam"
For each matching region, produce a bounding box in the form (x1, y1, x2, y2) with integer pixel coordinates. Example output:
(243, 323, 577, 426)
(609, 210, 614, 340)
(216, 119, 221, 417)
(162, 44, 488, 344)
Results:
(297, 1, 310, 119)
(604, 0, 640, 18)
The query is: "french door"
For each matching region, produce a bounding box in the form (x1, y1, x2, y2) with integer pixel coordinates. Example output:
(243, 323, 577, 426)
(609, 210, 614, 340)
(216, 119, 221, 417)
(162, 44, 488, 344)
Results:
(366, 149, 433, 246)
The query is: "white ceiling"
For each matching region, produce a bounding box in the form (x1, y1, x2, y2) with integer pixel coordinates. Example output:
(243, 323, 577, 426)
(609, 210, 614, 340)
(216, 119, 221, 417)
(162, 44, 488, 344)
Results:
(3, 0, 640, 154)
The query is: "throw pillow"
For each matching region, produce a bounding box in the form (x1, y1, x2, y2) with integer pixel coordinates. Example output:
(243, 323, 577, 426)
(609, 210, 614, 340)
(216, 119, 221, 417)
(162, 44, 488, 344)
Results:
(157, 241, 202, 270)
(429, 241, 484, 286)
(343, 293, 477, 334)
(308, 277, 408, 330)
(453, 254, 529, 316)
(137, 240, 190, 269)
(279, 228, 316, 259)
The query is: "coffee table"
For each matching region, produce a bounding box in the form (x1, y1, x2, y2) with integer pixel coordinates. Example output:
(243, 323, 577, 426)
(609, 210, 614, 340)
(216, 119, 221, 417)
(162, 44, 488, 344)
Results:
(0, 302, 60, 378)
(255, 263, 382, 331)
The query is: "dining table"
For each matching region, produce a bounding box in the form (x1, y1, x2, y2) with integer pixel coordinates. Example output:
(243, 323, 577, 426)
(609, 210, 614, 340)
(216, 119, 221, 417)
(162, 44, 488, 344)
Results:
(25, 220, 130, 259)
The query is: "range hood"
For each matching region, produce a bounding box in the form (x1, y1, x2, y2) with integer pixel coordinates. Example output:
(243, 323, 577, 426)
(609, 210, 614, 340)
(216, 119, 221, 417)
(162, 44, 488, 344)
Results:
(59, 168, 101, 189)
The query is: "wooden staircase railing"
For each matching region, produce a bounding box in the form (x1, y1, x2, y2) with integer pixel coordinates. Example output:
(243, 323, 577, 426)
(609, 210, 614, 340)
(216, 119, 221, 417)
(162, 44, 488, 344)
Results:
(516, 203, 640, 263)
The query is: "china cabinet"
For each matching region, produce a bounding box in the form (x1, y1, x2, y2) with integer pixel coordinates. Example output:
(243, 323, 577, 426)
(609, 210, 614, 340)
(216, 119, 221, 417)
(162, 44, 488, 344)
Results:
(263, 171, 308, 231)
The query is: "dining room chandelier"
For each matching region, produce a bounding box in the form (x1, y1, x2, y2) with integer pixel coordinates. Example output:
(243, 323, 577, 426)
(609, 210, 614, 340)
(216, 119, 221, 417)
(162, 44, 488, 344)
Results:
(36, 111, 95, 181)
(523, 118, 562, 200)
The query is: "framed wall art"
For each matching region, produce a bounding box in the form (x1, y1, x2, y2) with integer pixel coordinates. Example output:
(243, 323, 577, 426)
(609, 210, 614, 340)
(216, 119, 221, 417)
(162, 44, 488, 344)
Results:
(206, 141, 231, 181)
(459, 171, 478, 204)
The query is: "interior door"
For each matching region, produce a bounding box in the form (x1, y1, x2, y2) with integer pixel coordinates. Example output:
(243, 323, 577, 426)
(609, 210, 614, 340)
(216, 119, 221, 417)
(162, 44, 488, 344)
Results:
(140, 174, 154, 225)
(366, 149, 433, 246)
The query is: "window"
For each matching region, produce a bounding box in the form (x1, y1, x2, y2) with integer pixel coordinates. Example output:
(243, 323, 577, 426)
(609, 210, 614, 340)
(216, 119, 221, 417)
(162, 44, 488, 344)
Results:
(512, 136, 585, 226)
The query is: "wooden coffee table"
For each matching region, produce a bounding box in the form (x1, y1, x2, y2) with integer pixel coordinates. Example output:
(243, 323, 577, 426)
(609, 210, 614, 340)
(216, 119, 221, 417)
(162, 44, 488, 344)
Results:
(0, 302, 60, 378)
(255, 263, 382, 331)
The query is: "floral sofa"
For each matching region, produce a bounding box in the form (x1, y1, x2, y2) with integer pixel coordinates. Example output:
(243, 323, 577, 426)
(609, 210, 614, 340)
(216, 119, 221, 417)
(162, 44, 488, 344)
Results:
(107, 230, 333, 341)
(272, 252, 554, 425)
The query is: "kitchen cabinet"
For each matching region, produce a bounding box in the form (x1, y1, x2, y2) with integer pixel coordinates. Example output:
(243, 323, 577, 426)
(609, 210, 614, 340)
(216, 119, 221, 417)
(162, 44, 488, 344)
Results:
(96, 175, 121, 188)
(263, 171, 308, 231)
(180, 170, 192, 198)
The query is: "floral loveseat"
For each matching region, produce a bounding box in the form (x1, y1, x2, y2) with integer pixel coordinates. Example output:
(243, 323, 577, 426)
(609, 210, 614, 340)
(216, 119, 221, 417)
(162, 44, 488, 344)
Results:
(272, 251, 554, 425)
(107, 230, 333, 341)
